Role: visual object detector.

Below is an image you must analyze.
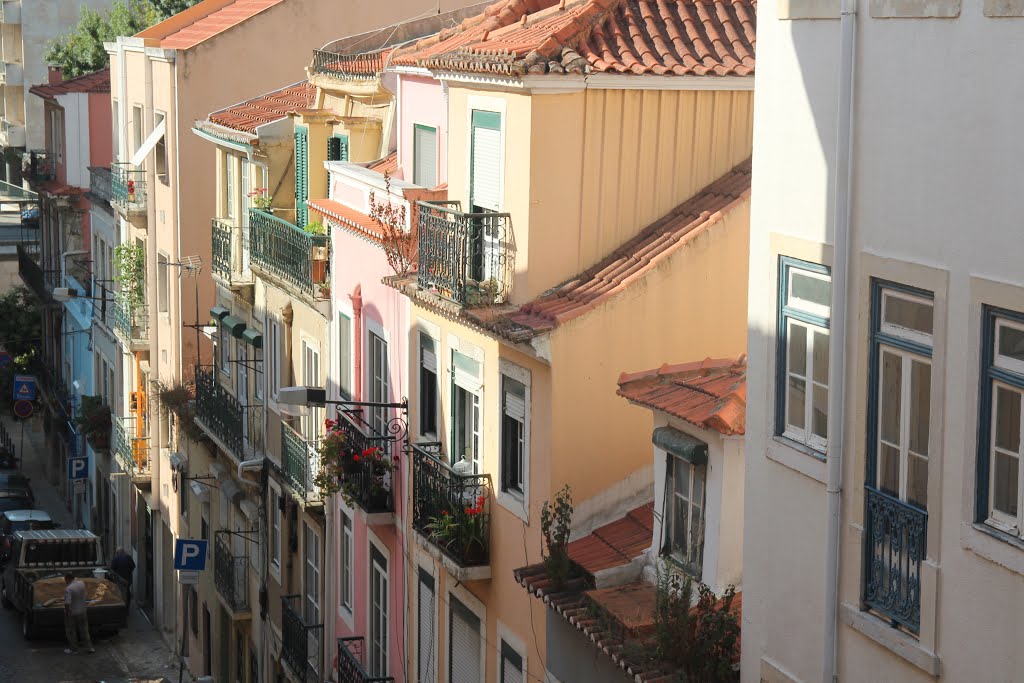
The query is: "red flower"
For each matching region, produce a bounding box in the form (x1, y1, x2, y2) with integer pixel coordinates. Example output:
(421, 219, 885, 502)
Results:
(362, 447, 377, 457)
(441, 510, 449, 516)
(324, 418, 336, 429)
(353, 455, 360, 462)
(476, 495, 485, 507)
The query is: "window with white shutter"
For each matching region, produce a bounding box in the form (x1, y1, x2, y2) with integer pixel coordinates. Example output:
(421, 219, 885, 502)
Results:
(501, 376, 526, 495)
(500, 640, 523, 683)
(448, 597, 481, 683)
(369, 547, 388, 677)
(470, 111, 501, 212)
(414, 124, 438, 187)
(369, 333, 389, 434)
(417, 569, 436, 683)
(419, 334, 438, 438)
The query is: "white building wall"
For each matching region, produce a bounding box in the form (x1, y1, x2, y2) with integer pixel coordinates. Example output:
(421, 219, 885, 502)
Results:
(745, 3, 1024, 683)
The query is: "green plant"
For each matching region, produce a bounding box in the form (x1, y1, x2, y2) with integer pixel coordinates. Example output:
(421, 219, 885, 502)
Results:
(75, 395, 112, 449)
(303, 220, 326, 236)
(312, 417, 395, 505)
(248, 187, 273, 210)
(540, 484, 574, 587)
(424, 510, 458, 546)
(689, 583, 740, 682)
(3, 147, 22, 163)
(112, 243, 146, 310)
(45, 1, 162, 78)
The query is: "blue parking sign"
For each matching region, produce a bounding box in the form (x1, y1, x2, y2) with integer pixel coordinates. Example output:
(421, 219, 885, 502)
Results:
(68, 456, 88, 480)
(174, 539, 208, 572)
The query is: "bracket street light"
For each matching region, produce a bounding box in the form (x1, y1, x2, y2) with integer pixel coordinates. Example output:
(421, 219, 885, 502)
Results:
(277, 385, 409, 443)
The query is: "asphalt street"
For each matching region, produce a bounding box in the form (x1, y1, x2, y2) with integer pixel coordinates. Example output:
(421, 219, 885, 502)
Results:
(0, 413, 189, 683)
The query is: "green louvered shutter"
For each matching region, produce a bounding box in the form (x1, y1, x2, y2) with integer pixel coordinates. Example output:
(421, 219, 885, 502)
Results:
(327, 134, 349, 162)
(295, 126, 309, 226)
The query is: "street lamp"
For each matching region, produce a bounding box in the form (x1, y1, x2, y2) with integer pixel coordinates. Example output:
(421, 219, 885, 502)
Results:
(51, 287, 112, 303)
(277, 385, 409, 442)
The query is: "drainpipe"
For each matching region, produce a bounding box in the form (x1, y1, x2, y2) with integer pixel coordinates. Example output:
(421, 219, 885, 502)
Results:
(237, 457, 262, 487)
(351, 284, 363, 401)
(823, 1, 857, 682)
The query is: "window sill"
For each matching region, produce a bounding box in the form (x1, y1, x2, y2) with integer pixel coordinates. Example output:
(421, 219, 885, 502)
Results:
(268, 560, 281, 584)
(337, 603, 354, 630)
(840, 603, 941, 676)
(495, 489, 527, 523)
(985, 0, 1024, 16)
(961, 522, 1024, 576)
(765, 436, 827, 484)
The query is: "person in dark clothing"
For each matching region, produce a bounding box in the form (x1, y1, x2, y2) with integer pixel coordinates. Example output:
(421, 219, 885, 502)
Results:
(109, 547, 135, 606)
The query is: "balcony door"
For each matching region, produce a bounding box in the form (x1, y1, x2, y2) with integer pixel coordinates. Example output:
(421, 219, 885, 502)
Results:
(451, 351, 481, 474)
(303, 523, 321, 676)
(369, 547, 388, 677)
(469, 110, 503, 288)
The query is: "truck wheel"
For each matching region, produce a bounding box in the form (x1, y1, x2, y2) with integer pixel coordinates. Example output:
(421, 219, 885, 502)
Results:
(21, 612, 35, 640)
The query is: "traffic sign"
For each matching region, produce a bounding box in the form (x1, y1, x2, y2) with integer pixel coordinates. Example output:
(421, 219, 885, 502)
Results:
(13, 375, 35, 402)
(173, 538, 208, 572)
(72, 478, 86, 494)
(68, 455, 88, 480)
(178, 571, 199, 585)
(0, 351, 12, 368)
(13, 400, 32, 419)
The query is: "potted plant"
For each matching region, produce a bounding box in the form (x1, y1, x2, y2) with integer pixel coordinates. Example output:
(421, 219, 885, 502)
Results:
(74, 395, 111, 450)
(426, 493, 488, 564)
(312, 418, 395, 509)
(248, 188, 273, 212)
(112, 243, 146, 312)
(317, 283, 331, 299)
(303, 220, 326, 236)
(541, 484, 574, 587)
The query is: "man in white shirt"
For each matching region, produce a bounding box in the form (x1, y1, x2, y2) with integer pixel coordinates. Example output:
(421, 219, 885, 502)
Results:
(63, 573, 94, 654)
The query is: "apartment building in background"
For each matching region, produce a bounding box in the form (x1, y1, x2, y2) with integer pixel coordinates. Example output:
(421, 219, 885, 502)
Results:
(743, 2, 1024, 682)
(0, 0, 114, 180)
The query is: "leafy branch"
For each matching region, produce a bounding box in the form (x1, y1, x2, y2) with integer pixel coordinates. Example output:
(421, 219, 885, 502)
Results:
(368, 173, 415, 277)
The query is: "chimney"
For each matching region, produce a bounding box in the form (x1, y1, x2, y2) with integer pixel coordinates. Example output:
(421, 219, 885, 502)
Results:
(48, 66, 63, 85)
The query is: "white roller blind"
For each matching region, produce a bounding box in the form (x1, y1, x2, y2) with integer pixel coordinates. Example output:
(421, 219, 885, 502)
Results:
(503, 378, 526, 421)
(471, 124, 501, 211)
(453, 351, 480, 389)
(420, 334, 437, 373)
(414, 126, 438, 188)
(449, 598, 481, 683)
(418, 571, 436, 683)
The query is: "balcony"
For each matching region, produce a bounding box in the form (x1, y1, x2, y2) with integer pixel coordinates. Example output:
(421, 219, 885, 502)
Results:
(412, 444, 492, 579)
(337, 637, 393, 683)
(91, 283, 114, 331)
(331, 408, 394, 518)
(23, 150, 54, 184)
(416, 201, 515, 307)
(111, 297, 148, 350)
(311, 48, 384, 80)
(113, 415, 150, 478)
(862, 486, 927, 634)
(282, 421, 319, 501)
(211, 217, 253, 289)
(17, 244, 49, 301)
(88, 166, 113, 204)
(248, 208, 327, 299)
(281, 595, 323, 683)
(195, 366, 246, 462)
(111, 162, 146, 215)
(1, 119, 25, 148)
(214, 534, 250, 615)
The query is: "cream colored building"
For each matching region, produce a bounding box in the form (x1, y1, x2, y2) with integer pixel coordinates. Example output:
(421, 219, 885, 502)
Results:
(743, 2, 1024, 682)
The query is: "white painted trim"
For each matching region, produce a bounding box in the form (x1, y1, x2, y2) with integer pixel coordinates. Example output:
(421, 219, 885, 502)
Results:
(495, 621, 528, 683)
(465, 94, 507, 213)
(412, 555, 439, 683)
(191, 125, 254, 154)
(497, 360, 531, 523)
(447, 332, 484, 364)
(390, 66, 434, 77)
(839, 602, 941, 676)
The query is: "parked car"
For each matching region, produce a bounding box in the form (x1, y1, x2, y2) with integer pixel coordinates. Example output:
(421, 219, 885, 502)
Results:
(0, 511, 54, 566)
(0, 492, 33, 514)
(0, 474, 33, 506)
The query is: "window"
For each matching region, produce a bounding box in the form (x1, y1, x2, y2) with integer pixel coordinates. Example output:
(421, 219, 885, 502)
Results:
(337, 314, 352, 400)
(267, 318, 280, 399)
(303, 523, 321, 667)
(451, 351, 481, 473)
(254, 344, 263, 402)
(978, 308, 1024, 539)
(50, 108, 64, 162)
(417, 570, 436, 683)
(869, 283, 934, 511)
(132, 105, 144, 156)
(501, 375, 526, 495)
(666, 456, 706, 575)
(500, 640, 524, 683)
(369, 547, 388, 677)
(155, 112, 167, 179)
(269, 488, 281, 570)
(295, 126, 309, 226)
(469, 110, 503, 287)
(369, 332, 388, 434)
(449, 597, 481, 682)
(413, 124, 437, 187)
(112, 100, 120, 159)
(777, 258, 831, 453)
(225, 154, 236, 221)
(339, 512, 352, 612)
(419, 333, 438, 438)
(327, 134, 349, 163)
(157, 253, 169, 313)
(219, 323, 231, 375)
(302, 340, 321, 442)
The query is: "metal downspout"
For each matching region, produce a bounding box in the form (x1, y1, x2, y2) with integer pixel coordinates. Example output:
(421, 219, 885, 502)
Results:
(824, 1, 857, 682)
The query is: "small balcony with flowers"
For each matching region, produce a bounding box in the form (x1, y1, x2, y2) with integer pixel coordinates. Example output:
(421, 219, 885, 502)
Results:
(211, 214, 254, 292)
(113, 414, 150, 482)
(111, 162, 146, 218)
(411, 443, 492, 581)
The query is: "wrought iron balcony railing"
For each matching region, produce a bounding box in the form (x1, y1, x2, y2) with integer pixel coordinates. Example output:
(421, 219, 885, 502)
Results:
(111, 162, 146, 214)
(195, 366, 247, 461)
(88, 166, 113, 203)
(282, 421, 319, 500)
(24, 150, 55, 183)
(412, 443, 491, 567)
(330, 408, 394, 515)
(862, 485, 927, 634)
(111, 297, 148, 348)
(214, 535, 249, 612)
(211, 217, 252, 287)
(282, 595, 323, 683)
(17, 244, 49, 301)
(113, 415, 149, 475)
(416, 200, 514, 306)
(248, 208, 328, 298)
(338, 637, 394, 683)
(311, 48, 385, 80)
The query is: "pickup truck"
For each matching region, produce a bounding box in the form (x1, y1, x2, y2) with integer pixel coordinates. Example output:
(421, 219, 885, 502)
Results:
(0, 529, 127, 639)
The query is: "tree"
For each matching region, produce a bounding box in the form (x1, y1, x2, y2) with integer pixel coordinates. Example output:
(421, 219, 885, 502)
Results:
(0, 286, 42, 408)
(45, 0, 159, 78)
(149, 0, 201, 18)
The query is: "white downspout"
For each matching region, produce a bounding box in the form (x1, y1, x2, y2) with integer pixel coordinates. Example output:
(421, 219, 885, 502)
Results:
(823, 1, 857, 682)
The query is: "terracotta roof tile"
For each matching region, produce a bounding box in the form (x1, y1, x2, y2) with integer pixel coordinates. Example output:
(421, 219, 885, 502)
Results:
(489, 158, 750, 339)
(207, 82, 315, 134)
(29, 69, 110, 99)
(154, 0, 284, 50)
(307, 199, 384, 242)
(367, 152, 398, 175)
(395, 0, 755, 77)
(567, 502, 653, 574)
(617, 356, 747, 435)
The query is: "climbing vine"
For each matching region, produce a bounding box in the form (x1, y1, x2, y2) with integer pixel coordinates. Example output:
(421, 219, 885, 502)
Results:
(112, 243, 146, 310)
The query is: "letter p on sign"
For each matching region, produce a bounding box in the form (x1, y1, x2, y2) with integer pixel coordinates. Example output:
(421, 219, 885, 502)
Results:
(173, 538, 208, 572)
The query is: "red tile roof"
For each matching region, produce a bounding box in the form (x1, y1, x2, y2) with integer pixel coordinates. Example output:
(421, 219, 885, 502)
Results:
(617, 356, 747, 435)
(208, 82, 315, 134)
(394, 0, 755, 77)
(367, 151, 397, 175)
(29, 69, 110, 99)
(307, 198, 384, 242)
(148, 0, 284, 50)
(567, 502, 653, 574)
(489, 159, 750, 339)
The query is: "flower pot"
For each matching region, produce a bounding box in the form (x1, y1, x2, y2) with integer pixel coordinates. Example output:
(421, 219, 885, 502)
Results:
(368, 489, 390, 512)
(460, 539, 487, 566)
(312, 259, 328, 284)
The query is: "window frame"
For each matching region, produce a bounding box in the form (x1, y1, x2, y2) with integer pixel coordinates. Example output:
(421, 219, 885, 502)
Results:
(154, 111, 167, 181)
(219, 323, 231, 376)
(977, 306, 1024, 540)
(418, 332, 439, 439)
(368, 330, 389, 434)
(132, 105, 144, 157)
(368, 544, 389, 677)
(665, 455, 706, 577)
(337, 312, 352, 401)
(157, 252, 169, 314)
(413, 123, 438, 188)
(499, 368, 528, 498)
(267, 317, 280, 400)
(269, 484, 281, 577)
(866, 280, 934, 512)
(224, 152, 236, 221)
(339, 510, 353, 613)
(776, 257, 832, 454)
(451, 350, 482, 473)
